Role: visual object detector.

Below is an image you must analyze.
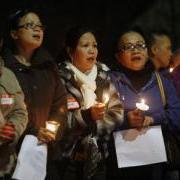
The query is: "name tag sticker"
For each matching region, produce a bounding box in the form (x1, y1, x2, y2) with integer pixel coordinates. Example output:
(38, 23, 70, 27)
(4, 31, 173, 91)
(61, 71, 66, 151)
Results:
(67, 97, 80, 110)
(0, 94, 14, 105)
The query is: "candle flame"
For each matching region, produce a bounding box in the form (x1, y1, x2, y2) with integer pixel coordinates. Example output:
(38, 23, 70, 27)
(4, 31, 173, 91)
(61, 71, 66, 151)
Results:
(169, 67, 174, 73)
(141, 99, 145, 104)
(103, 93, 109, 104)
(136, 98, 149, 111)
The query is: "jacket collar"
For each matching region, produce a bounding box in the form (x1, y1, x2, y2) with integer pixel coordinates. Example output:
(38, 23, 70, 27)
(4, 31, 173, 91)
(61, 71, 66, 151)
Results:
(2, 47, 54, 71)
(117, 71, 158, 93)
(59, 61, 109, 80)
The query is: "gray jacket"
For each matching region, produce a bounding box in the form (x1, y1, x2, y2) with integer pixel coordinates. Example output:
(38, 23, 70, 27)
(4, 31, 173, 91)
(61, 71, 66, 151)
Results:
(0, 65, 28, 176)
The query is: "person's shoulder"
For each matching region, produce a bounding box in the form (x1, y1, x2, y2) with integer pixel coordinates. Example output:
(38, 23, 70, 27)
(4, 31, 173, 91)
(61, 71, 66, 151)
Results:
(107, 69, 123, 81)
(155, 71, 177, 92)
(157, 69, 172, 81)
(96, 62, 110, 72)
(172, 66, 180, 76)
(57, 61, 73, 81)
(1, 66, 22, 92)
(32, 47, 54, 66)
(2, 66, 16, 77)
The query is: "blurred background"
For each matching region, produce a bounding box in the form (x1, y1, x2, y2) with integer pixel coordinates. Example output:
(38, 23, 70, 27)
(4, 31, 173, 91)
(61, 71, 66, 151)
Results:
(1, 0, 180, 60)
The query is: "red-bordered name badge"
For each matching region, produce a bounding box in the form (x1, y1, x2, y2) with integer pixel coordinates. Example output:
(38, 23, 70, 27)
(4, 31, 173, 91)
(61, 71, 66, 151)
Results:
(0, 94, 14, 105)
(67, 97, 80, 110)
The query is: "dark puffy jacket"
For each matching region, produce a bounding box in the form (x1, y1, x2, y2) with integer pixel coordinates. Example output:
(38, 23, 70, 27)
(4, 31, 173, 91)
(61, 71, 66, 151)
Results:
(2, 48, 67, 136)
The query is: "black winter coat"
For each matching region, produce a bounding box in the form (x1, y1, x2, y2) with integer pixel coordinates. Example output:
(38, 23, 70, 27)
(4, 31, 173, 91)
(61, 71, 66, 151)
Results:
(2, 48, 67, 135)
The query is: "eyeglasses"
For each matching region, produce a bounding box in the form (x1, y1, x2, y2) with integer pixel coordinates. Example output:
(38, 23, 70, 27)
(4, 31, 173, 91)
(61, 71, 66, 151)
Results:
(17, 22, 45, 31)
(119, 42, 146, 52)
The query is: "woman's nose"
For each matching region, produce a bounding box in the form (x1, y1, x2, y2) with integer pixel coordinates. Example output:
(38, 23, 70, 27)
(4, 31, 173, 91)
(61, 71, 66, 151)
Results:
(89, 47, 95, 54)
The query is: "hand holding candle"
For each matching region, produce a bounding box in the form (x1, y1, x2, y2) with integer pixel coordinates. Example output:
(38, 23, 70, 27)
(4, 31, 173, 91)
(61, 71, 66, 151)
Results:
(134, 99, 152, 129)
(91, 103, 105, 121)
(38, 121, 60, 144)
(91, 93, 109, 121)
(46, 121, 60, 134)
(136, 99, 149, 111)
(128, 99, 150, 129)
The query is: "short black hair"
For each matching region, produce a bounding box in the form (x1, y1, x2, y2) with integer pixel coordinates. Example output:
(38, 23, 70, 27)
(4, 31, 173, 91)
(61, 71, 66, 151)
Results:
(56, 25, 98, 62)
(65, 25, 97, 50)
(112, 27, 147, 54)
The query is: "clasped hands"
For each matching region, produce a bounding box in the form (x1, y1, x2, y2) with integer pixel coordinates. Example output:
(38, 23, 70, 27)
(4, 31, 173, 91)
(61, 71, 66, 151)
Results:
(127, 109, 153, 129)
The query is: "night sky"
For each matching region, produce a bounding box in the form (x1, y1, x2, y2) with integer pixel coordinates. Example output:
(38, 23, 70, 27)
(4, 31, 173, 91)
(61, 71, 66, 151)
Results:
(1, 0, 180, 61)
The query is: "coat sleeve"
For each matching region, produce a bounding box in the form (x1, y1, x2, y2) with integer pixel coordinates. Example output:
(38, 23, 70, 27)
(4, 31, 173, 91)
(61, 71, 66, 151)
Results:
(6, 71, 28, 145)
(95, 82, 124, 136)
(77, 80, 124, 137)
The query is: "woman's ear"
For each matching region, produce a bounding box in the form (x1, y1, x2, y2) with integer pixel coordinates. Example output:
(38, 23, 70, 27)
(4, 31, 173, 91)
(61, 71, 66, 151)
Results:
(10, 30, 18, 40)
(151, 45, 158, 56)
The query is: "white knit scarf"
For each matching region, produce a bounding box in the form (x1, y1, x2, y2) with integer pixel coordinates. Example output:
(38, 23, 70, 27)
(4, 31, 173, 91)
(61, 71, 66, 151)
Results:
(66, 62, 97, 109)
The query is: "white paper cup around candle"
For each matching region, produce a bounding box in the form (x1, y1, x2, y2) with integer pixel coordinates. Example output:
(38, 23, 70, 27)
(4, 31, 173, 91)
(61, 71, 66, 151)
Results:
(46, 121, 60, 134)
(136, 99, 149, 111)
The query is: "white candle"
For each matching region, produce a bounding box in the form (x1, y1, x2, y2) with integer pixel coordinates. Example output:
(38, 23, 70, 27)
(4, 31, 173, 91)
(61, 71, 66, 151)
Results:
(46, 121, 60, 133)
(136, 99, 149, 111)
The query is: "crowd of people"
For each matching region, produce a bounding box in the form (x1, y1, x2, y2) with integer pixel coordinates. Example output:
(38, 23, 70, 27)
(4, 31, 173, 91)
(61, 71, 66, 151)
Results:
(0, 8, 180, 180)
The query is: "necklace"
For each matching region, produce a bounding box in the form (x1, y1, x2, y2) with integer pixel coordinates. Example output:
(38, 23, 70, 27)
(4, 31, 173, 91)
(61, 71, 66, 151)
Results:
(14, 55, 31, 66)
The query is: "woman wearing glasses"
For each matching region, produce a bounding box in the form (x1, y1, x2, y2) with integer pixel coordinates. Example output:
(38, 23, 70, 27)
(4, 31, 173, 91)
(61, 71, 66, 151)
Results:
(108, 30, 180, 180)
(1, 9, 67, 175)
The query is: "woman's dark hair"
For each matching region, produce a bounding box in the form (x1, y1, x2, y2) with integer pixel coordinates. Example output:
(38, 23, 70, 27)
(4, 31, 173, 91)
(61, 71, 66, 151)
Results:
(108, 27, 148, 70)
(8, 9, 29, 30)
(56, 26, 98, 63)
(112, 27, 147, 55)
(65, 26, 97, 51)
(8, 8, 44, 30)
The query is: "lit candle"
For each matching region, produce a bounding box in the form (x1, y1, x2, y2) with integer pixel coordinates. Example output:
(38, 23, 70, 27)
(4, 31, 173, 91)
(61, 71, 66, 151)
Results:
(169, 67, 174, 73)
(136, 99, 149, 111)
(46, 121, 60, 134)
(103, 93, 109, 105)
